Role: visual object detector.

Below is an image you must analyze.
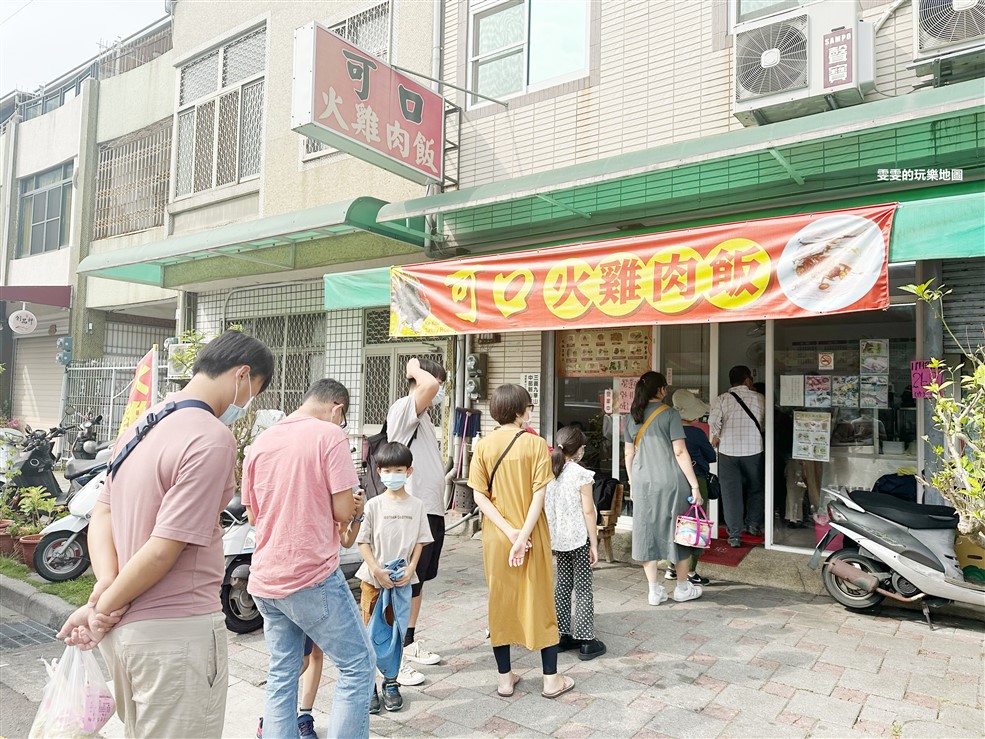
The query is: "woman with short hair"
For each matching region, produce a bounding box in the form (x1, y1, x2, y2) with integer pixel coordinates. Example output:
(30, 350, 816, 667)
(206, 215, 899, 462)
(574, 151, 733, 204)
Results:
(624, 372, 705, 605)
(468, 384, 574, 699)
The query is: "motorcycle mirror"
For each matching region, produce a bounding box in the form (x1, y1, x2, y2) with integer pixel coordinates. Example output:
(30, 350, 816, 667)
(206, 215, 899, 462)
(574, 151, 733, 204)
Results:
(24, 425, 33, 434)
(63, 405, 76, 417)
(94, 415, 103, 424)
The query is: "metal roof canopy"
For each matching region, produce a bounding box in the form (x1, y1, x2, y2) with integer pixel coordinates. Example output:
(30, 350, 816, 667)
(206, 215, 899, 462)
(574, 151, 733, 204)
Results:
(377, 81, 985, 247)
(77, 197, 426, 287)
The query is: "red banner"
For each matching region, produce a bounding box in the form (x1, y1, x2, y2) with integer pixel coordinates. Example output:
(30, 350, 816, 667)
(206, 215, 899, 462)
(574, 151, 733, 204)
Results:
(117, 347, 157, 438)
(390, 205, 897, 337)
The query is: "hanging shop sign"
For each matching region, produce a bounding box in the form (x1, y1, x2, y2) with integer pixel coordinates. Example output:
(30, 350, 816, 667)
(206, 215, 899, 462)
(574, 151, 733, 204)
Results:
(7, 308, 38, 335)
(292, 22, 444, 185)
(389, 204, 897, 337)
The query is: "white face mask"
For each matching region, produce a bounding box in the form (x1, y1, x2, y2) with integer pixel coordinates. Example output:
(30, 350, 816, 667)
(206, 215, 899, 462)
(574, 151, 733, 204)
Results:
(218, 374, 253, 426)
(379, 472, 407, 490)
(431, 385, 446, 407)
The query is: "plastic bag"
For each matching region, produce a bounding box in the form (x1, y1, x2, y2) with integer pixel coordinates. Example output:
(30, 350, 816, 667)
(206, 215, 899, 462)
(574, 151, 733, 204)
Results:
(29, 645, 115, 739)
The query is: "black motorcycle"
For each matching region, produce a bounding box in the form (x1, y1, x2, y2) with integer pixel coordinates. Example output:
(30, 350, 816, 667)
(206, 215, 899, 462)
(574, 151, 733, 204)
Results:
(70, 410, 110, 461)
(6, 424, 106, 506)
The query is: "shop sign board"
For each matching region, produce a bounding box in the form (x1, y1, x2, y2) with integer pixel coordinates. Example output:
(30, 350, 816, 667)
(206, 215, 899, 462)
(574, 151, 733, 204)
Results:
(292, 22, 443, 184)
(7, 309, 37, 334)
(910, 360, 942, 399)
(822, 28, 854, 89)
(390, 205, 897, 337)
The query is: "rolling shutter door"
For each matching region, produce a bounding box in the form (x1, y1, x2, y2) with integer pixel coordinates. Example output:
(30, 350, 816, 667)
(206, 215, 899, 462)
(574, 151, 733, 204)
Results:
(942, 260, 985, 354)
(11, 336, 64, 431)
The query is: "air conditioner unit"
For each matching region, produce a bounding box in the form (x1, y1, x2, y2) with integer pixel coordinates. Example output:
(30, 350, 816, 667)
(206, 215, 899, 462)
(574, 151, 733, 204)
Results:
(166, 343, 192, 380)
(912, 0, 985, 75)
(733, 1, 875, 126)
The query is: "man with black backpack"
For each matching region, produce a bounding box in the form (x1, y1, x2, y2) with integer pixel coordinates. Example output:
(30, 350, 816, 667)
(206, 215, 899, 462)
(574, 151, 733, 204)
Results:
(709, 365, 766, 549)
(384, 357, 447, 686)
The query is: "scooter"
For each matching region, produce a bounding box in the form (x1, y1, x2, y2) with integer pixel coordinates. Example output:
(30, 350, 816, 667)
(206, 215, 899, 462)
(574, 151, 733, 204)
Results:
(34, 466, 107, 581)
(6, 424, 107, 504)
(70, 411, 110, 461)
(809, 487, 985, 628)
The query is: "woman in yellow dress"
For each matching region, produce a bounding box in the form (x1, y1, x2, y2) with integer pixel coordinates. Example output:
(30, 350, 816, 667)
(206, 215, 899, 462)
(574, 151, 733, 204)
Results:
(468, 384, 575, 699)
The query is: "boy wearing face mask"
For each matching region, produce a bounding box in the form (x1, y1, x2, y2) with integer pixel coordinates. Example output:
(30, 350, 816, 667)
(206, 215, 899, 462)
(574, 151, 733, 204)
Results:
(384, 356, 448, 684)
(355, 442, 433, 714)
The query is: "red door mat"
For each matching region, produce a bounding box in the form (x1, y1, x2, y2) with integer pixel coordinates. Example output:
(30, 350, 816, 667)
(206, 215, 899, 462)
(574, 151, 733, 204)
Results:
(698, 528, 764, 567)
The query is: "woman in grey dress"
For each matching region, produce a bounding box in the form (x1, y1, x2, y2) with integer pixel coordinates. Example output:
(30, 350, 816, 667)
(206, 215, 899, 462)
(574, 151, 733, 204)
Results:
(624, 372, 705, 605)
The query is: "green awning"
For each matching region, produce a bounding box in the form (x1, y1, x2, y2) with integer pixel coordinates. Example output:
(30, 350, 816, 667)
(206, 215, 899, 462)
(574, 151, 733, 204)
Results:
(78, 197, 425, 288)
(378, 80, 984, 249)
(892, 192, 985, 261)
(324, 267, 391, 309)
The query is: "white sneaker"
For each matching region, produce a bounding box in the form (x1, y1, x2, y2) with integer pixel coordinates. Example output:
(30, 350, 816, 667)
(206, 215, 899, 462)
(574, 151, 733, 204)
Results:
(647, 585, 668, 606)
(405, 640, 441, 665)
(673, 581, 703, 602)
(396, 660, 425, 686)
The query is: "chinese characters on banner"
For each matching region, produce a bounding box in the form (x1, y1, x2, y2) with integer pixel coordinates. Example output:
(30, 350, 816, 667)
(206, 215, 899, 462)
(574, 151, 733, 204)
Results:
(390, 205, 897, 337)
(292, 23, 443, 184)
(823, 29, 854, 89)
(117, 347, 158, 437)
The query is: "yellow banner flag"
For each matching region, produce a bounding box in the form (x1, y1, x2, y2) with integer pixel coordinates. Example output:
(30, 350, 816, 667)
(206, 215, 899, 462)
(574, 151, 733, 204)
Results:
(118, 346, 158, 438)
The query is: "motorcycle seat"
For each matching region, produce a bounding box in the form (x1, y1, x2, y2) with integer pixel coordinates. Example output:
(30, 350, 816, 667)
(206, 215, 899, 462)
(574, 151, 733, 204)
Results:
(850, 491, 959, 530)
(225, 495, 248, 520)
(65, 457, 105, 480)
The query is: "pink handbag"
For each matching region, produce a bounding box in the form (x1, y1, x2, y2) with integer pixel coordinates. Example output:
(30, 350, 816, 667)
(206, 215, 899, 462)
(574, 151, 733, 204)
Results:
(674, 504, 713, 549)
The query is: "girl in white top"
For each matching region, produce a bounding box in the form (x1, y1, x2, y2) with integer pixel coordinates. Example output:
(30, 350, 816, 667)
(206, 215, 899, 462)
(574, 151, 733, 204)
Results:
(544, 425, 606, 661)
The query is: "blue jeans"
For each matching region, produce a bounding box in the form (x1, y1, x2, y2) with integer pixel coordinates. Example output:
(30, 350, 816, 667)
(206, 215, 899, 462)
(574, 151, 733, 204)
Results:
(255, 568, 374, 739)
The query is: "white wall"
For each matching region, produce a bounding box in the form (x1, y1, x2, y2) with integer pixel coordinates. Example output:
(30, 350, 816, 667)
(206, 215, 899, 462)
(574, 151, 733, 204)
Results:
(96, 50, 176, 142)
(14, 94, 83, 177)
(7, 248, 73, 287)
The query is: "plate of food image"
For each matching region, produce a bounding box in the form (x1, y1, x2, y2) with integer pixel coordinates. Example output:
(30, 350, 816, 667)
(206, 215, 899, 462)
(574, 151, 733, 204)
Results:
(777, 214, 886, 311)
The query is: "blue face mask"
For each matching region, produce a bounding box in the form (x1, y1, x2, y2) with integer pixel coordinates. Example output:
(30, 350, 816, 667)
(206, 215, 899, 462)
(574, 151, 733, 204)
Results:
(218, 375, 254, 426)
(379, 472, 407, 491)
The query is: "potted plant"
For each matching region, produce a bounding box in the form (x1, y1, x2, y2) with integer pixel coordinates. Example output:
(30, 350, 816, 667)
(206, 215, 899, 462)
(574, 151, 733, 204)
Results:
(10, 487, 59, 570)
(0, 499, 16, 556)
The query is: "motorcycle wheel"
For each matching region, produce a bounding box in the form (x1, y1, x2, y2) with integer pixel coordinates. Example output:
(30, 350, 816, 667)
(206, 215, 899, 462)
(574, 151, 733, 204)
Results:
(221, 580, 263, 634)
(34, 532, 90, 582)
(821, 547, 886, 610)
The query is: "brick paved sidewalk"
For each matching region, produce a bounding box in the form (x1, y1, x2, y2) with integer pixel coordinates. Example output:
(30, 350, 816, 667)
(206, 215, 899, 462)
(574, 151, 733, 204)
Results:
(218, 536, 984, 739)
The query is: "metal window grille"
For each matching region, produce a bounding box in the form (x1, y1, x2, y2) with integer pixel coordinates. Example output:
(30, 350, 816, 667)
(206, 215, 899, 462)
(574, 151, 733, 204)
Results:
(179, 51, 220, 107)
(364, 308, 422, 344)
(176, 28, 266, 195)
(362, 350, 444, 426)
(94, 121, 171, 239)
(98, 24, 173, 80)
(222, 28, 266, 86)
(304, 2, 391, 156)
(103, 322, 176, 358)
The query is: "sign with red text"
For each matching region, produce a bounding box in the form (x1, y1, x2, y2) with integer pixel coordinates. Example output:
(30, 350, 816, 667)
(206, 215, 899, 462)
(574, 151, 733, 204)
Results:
(292, 22, 443, 184)
(389, 205, 896, 336)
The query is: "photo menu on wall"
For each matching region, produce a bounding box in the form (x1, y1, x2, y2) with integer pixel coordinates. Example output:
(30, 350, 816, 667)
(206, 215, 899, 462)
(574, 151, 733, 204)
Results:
(558, 327, 651, 377)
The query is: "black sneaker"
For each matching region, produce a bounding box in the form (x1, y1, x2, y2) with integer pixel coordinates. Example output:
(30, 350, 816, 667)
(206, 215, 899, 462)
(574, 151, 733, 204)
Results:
(578, 639, 607, 661)
(297, 714, 318, 739)
(369, 686, 381, 715)
(688, 572, 710, 586)
(557, 634, 580, 652)
(382, 679, 403, 712)
(664, 568, 677, 580)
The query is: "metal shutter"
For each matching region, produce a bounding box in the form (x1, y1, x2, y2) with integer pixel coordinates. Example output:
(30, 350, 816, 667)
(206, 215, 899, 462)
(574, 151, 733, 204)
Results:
(942, 259, 985, 354)
(11, 336, 64, 431)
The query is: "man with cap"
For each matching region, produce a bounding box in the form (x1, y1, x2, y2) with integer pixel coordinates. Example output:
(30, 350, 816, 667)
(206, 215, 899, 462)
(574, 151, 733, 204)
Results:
(670, 390, 717, 585)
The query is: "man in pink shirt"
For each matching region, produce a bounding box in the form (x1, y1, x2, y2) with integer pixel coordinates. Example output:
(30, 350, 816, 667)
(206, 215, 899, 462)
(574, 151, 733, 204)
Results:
(58, 330, 275, 738)
(243, 378, 374, 739)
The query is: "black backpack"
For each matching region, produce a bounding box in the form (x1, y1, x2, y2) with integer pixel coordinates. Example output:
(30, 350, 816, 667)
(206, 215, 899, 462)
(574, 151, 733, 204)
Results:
(592, 475, 621, 524)
(360, 421, 418, 499)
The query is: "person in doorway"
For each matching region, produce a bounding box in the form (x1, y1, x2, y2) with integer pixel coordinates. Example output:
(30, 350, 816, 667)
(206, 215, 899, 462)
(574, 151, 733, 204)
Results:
(58, 330, 276, 739)
(624, 372, 705, 605)
(544, 425, 605, 661)
(355, 442, 433, 715)
(709, 365, 766, 548)
(385, 357, 448, 685)
(468, 384, 574, 699)
(243, 379, 374, 739)
(671, 389, 715, 586)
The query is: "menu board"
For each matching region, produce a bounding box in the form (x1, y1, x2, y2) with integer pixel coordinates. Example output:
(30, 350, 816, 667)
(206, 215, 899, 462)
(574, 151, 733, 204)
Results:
(805, 375, 831, 407)
(831, 375, 860, 407)
(793, 411, 831, 462)
(558, 327, 651, 378)
(860, 339, 890, 374)
(860, 375, 889, 408)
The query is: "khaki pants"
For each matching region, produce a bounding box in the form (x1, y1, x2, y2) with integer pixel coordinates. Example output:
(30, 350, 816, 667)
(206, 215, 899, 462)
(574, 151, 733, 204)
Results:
(99, 612, 228, 739)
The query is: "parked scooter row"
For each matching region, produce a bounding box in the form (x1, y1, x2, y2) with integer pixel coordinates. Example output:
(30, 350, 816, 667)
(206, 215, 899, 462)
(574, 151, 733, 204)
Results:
(810, 487, 985, 628)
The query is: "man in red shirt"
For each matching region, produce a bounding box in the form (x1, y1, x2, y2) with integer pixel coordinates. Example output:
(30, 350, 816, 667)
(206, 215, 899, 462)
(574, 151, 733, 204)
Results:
(59, 330, 275, 738)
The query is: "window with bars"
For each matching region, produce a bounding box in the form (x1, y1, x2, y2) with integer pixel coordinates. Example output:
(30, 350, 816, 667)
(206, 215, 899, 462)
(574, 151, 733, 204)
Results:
(94, 121, 171, 239)
(304, 2, 391, 157)
(231, 312, 327, 415)
(17, 162, 73, 257)
(175, 27, 266, 197)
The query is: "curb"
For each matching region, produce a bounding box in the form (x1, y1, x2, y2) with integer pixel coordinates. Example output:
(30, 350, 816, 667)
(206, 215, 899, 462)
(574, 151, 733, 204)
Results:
(0, 574, 75, 632)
